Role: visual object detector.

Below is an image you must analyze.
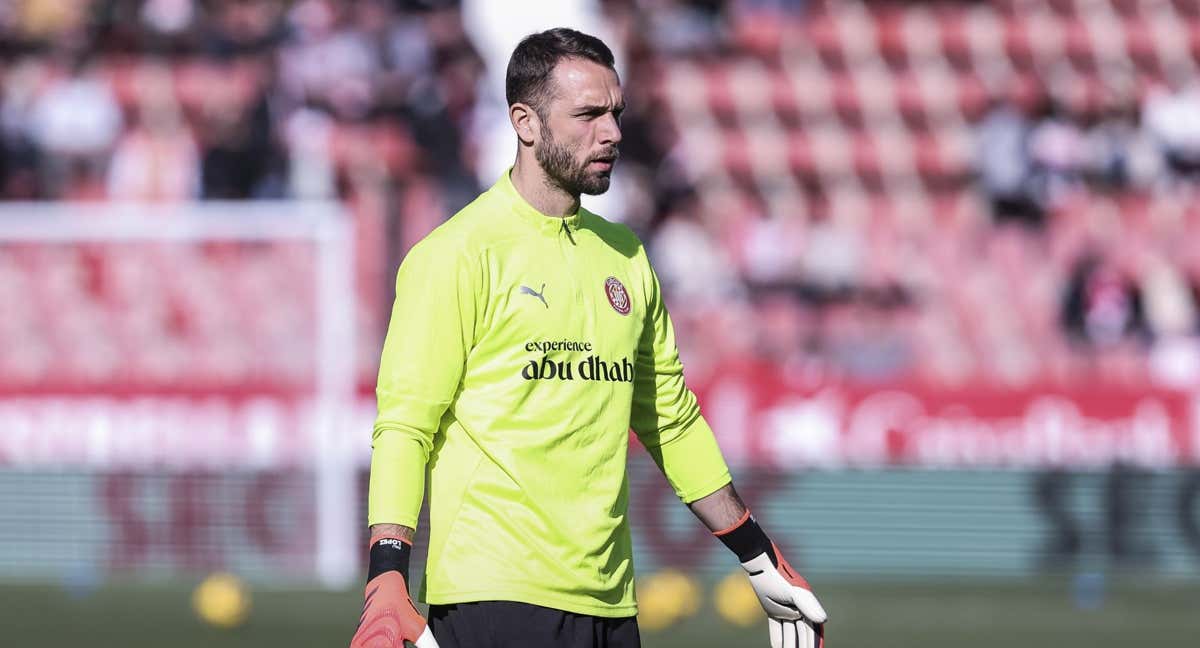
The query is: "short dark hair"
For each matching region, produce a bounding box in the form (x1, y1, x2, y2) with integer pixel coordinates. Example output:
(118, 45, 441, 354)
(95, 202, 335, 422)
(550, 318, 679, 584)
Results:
(505, 28, 616, 117)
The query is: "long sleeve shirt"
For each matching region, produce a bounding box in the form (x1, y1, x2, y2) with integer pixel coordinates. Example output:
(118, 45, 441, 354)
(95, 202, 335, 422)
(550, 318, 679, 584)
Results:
(369, 169, 731, 617)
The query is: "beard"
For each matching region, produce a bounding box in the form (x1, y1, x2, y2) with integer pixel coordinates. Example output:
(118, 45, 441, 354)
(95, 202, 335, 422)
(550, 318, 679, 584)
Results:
(534, 125, 617, 196)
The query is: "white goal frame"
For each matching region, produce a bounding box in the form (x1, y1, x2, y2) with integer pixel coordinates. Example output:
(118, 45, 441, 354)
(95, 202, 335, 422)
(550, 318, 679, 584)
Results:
(0, 201, 359, 588)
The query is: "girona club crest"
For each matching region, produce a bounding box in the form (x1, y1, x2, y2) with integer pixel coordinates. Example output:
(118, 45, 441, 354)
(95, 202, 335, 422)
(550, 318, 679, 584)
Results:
(604, 276, 631, 315)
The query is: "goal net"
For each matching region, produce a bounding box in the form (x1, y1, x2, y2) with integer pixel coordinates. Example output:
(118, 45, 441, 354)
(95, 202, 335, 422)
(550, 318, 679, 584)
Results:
(0, 202, 362, 588)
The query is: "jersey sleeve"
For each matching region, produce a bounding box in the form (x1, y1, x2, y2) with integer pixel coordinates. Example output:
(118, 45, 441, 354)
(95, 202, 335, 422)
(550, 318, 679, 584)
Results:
(629, 250, 731, 503)
(369, 236, 479, 528)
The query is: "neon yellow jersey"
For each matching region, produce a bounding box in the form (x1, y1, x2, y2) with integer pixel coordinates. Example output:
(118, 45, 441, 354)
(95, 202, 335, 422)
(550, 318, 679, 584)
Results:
(368, 169, 731, 617)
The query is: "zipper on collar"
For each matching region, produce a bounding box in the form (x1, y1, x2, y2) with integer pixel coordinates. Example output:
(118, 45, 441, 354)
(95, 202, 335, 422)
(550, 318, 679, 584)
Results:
(560, 217, 577, 246)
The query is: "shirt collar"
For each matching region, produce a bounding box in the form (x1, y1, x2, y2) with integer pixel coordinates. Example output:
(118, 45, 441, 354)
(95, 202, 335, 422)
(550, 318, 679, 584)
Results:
(498, 167, 583, 234)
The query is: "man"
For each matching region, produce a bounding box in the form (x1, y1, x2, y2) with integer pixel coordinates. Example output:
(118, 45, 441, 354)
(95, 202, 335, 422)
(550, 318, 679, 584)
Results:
(349, 28, 827, 648)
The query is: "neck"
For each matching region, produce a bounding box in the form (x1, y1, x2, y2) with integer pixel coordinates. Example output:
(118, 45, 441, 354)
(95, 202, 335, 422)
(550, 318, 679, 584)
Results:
(510, 155, 580, 217)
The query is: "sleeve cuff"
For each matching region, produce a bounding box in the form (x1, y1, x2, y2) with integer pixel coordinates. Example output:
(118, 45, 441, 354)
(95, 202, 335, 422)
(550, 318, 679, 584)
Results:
(678, 472, 733, 504)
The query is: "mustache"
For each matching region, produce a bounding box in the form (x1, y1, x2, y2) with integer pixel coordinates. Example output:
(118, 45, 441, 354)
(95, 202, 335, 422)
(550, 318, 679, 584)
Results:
(589, 149, 620, 163)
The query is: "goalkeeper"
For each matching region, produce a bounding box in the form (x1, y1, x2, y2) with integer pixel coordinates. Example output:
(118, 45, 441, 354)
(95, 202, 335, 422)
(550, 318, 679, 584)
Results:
(350, 27, 827, 648)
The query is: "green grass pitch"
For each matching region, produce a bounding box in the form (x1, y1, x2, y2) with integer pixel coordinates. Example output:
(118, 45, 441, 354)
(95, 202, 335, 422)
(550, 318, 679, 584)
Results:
(0, 577, 1194, 647)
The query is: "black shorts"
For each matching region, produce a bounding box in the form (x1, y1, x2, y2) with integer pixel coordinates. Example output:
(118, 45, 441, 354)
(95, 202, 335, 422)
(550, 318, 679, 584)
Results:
(428, 600, 641, 648)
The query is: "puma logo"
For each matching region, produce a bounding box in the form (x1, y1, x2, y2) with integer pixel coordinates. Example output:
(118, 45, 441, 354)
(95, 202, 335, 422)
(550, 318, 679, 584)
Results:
(520, 283, 548, 308)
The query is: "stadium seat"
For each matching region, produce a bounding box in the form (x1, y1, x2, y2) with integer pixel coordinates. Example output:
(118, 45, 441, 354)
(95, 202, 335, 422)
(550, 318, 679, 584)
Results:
(704, 64, 741, 128)
(786, 132, 816, 181)
(729, 11, 787, 62)
(936, 6, 973, 73)
(769, 68, 803, 128)
(1062, 16, 1097, 73)
(1123, 18, 1160, 73)
(804, 12, 845, 70)
(830, 70, 865, 128)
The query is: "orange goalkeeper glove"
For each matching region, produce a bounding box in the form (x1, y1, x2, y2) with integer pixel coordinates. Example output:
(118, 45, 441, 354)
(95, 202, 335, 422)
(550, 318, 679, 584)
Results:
(349, 535, 439, 648)
(716, 512, 827, 648)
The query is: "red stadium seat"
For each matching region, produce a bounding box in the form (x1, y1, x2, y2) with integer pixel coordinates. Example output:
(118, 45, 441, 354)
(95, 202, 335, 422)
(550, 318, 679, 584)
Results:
(1047, 0, 1081, 17)
(1123, 18, 1160, 71)
(1190, 22, 1200, 63)
(787, 132, 816, 180)
(769, 69, 803, 128)
(805, 11, 845, 69)
(729, 11, 786, 63)
(1176, 0, 1200, 17)
(873, 6, 908, 69)
(830, 70, 865, 128)
(1110, 0, 1142, 17)
(937, 6, 973, 72)
(851, 133, 886, 188)
(1003, 15, 1036, 72)
(704, 64, 740, 129)
(893, 71, 928, 128)
(956, 75, 990, 123)
(1062, 16, 1097, 74)
(721, 130, 755, 183)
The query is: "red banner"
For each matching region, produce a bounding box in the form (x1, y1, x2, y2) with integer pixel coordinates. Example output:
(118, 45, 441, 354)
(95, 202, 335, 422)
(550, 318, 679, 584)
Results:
(693, 365, 1200, 468)
(1, 370, 1196, 468)
(0, 395, 377, 468)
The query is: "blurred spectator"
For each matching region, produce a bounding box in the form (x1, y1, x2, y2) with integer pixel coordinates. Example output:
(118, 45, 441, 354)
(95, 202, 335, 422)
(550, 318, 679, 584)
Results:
(27, 59, 123, 198)
(1141, 249, 1200, 387)
(201, 0, 286, 57)
(196, 60, 282, 199)
(1080, 94, 1161, 191)
(139, 0, 198, 40)
(820, 298, 913, 383)
(1140, 252, 1198, 340)
(751, 292, 813, 368)
(107, 63, 199, 201)
(13, 0, 94, 51)
(640, 0, 728, 56)
(733, 0, 807, 14)
(1061, 252, 1148, 350)
(799, 203, 864, 293)
(279, 0, 377, 120)
(282, 106, 337, 200)
(738, 211, 807, 284)
(976, 80, 1042, 226)
(649, 198, 741, 305)
(0, 60, 46, 198)
(1028, 99, 1087, 208)
(2, 0, 1200, 392)
(1142, 78, 1200, 183)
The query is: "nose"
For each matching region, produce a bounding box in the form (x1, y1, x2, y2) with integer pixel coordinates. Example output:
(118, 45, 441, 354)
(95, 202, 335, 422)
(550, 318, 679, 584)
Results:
(597, 112, 622, 146)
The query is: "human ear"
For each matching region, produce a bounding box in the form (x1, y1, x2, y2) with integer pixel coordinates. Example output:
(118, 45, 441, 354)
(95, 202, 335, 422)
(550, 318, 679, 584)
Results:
(510, 103, 540, 145)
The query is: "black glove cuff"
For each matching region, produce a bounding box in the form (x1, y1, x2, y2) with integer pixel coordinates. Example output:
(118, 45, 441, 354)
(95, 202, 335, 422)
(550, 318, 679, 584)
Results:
(715, 514, 777, 566)
(367, 537, 411, 583)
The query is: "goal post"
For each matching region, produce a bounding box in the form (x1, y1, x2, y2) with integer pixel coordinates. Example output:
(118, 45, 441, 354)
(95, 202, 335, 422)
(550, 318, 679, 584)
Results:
(0, 202, 361, 588)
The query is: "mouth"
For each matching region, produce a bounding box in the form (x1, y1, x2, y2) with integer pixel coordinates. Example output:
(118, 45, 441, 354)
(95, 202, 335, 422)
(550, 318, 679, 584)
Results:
(589, 156, 617, 172)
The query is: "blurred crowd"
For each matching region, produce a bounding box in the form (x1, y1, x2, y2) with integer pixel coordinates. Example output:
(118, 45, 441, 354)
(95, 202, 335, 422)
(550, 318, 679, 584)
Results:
(974, 72, 1200, 386)
(977, 73, 1200, 226)
(1, 0, 1200, 390)
(596, 0, 1200, 390)
(0, 0, 481, 220)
